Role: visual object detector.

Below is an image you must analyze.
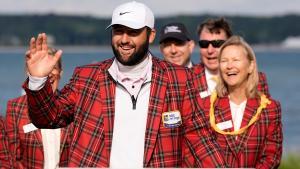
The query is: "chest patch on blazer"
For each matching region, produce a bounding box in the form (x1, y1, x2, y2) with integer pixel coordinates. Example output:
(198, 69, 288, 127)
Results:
(162, 110, 182, 128)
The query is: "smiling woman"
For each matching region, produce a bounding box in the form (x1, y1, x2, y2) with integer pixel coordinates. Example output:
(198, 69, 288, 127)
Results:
(217, 37, 257, 99)
(203, 35, 283, 168)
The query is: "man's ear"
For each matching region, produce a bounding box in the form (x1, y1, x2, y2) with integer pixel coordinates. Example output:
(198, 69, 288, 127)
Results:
(188, 40, 195, 53)
(60, 70, 63, 78)
(148, 28, 156, 44)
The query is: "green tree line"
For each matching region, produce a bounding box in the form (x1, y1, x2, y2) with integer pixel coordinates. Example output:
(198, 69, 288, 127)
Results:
(0, 14, 300, 46)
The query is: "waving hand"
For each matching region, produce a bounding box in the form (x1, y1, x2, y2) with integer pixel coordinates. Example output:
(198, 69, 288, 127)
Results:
(26, 33, 62, 77)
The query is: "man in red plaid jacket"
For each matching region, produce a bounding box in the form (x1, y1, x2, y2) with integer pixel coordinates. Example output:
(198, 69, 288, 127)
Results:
(23, 1, 226, 168)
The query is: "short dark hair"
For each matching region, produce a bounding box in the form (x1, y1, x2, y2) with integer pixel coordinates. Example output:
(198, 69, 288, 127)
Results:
(110, 25, 152, 41)
(197, 17, 233, 38)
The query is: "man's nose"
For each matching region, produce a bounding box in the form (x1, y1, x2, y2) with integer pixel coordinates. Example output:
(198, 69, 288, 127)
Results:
(170, 44, 177, 53)
(207, 44, 215, 53)
(121, 33, 130, 44)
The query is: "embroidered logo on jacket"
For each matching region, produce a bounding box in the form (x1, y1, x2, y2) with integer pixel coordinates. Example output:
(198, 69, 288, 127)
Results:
(162, 110, 182, 128)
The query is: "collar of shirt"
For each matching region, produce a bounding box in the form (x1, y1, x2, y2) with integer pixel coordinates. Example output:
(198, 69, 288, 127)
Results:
(108, 53, 152, 97)
(186, 60, 193, 68)
(229, 99, 247, 131)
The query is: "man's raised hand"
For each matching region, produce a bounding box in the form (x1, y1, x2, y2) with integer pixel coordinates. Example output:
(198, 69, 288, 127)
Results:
(26, 33, 62, 77)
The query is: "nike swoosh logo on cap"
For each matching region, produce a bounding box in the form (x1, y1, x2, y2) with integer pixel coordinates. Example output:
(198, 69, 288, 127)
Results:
(119, 12, 131, 15)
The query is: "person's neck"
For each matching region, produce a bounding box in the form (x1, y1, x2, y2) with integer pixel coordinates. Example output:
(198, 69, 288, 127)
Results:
(116, 54, 150, 77)
(206, 68, 218, 76)
(228, 87, 247, 105)
(211, 70, 219, 76)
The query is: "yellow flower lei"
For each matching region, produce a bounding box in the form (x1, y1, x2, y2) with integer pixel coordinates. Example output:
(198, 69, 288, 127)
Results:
(209, 91, 271, 135)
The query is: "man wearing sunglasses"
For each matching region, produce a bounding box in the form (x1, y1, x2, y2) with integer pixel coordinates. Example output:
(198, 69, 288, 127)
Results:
(192, 18, 270, 98)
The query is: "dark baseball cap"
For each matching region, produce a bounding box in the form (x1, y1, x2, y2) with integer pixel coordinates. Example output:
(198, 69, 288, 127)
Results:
(159, 23, 191, 43)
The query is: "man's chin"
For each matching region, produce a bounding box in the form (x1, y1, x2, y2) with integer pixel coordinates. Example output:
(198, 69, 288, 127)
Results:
(119, 54, 133, 61)
(115, 56, 130, 65)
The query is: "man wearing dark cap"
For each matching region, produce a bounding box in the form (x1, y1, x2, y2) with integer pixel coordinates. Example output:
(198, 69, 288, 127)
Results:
(159, 22, 195, 68)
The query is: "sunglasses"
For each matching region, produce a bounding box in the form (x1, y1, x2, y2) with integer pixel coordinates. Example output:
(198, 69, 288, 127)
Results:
(198, 40, 226, 48)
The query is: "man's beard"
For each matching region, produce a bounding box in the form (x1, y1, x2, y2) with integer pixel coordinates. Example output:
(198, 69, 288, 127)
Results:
(112, 37, 149, 66)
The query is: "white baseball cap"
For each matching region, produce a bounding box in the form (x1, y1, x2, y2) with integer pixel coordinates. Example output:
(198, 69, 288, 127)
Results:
(107, 1, 154, 29)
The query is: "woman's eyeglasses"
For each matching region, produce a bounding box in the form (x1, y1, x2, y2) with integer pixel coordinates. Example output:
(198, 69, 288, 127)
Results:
(198, 40, 226, 48)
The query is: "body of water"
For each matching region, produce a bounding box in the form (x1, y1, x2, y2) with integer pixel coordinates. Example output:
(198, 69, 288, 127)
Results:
(0, 46, 299, 156)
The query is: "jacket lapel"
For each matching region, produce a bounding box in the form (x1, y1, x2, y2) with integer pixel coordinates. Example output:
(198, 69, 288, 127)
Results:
(144, 58, 167, 166)
(99, 60, 116, 165)
(215, 97, 239, 156)
(192, 63, 208, 93)
(23, 101, 44, 149)
(60, 127, 67, 151)
(200, 64, 208, 92)
(33, 129, 44, 149)
(59, 125, 72, 161)
(236, 98, 260, 153)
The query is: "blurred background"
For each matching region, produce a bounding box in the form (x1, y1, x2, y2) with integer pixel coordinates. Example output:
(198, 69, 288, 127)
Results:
(0, 0, 299, 167)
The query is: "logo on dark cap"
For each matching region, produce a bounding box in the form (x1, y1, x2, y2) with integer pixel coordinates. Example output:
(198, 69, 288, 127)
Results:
(164, 26, 182, 34)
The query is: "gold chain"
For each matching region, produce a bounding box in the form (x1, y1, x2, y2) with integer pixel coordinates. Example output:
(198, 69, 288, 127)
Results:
(209, 91, 271, 135)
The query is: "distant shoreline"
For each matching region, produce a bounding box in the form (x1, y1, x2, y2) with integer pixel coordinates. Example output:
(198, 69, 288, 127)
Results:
(1, 45, 300, 53)
(0, 45, 112, 53)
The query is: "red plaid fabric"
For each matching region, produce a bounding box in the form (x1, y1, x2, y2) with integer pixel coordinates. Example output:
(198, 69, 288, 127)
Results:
(201, 96, 282, 168)
(6, 95, 73, 169)
(0, 116, 12, 168)
(23, 56, 226, 167)
(191, 63, 270, 96)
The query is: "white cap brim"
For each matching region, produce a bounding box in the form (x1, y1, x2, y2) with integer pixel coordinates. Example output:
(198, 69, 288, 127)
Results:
(106, 20, 148, 29)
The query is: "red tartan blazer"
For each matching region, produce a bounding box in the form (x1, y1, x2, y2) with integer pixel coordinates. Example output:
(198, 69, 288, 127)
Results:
(202, 95, 282, 168)
(6, 95, 73, 169)
(191, 63, 271, 97)
(23, 56, 227, 167)
(0, 116, 12, 169)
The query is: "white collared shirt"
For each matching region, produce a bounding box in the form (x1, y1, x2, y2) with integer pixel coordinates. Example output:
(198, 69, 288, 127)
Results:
(41, 129, 61, 169)
(186, 60, 193, 68)
(229, 100, 247, 131)
(108, 54, 152, 168)
(205, 68, 218, 95)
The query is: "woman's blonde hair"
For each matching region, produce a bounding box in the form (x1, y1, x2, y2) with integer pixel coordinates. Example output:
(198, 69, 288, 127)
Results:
(216, 35, 259, 98)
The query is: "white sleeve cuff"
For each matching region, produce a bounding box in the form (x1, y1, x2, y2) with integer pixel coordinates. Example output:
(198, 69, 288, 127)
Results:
(28, 74, 48, 91)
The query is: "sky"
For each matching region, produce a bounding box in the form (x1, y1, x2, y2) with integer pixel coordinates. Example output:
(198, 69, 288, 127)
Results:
(1, 0, 300, 18)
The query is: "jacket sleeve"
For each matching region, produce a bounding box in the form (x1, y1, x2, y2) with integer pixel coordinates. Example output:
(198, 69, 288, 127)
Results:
(22, 68, 81, 129)
(256, 100, 283, 169)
